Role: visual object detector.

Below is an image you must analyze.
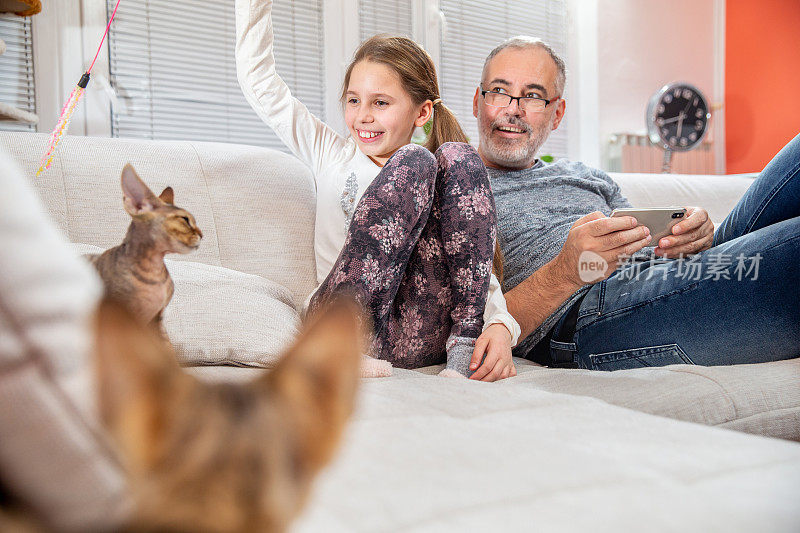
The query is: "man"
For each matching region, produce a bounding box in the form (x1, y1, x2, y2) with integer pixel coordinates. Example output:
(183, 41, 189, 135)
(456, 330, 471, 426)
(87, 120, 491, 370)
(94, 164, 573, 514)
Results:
(468, 36, 799, 374)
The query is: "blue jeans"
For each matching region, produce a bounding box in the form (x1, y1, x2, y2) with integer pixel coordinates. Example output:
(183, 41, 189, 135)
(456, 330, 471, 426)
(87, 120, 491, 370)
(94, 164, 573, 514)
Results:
(551, 134, 800, 371)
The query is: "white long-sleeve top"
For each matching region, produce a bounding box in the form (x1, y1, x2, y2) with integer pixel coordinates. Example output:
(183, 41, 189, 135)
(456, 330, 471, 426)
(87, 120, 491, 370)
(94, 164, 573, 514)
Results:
(234, 0, 520, 346)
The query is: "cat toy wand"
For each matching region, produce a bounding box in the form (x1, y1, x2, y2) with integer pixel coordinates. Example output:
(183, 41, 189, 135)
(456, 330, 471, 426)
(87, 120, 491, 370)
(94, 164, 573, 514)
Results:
(36, 0, 122, 177)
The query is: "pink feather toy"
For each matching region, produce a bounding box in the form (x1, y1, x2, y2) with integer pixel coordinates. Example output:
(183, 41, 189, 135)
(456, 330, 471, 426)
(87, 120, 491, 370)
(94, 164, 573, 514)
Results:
(36, 0, 122, 177)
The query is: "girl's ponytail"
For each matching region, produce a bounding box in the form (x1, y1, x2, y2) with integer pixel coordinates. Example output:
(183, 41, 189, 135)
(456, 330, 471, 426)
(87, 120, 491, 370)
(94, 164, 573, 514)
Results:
(493, 242, 504, 284)
(423, 101, 468, 153)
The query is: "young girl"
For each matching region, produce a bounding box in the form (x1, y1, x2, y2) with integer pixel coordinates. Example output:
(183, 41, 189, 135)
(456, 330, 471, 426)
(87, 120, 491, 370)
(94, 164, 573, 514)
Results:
(235, 0, 520, 379)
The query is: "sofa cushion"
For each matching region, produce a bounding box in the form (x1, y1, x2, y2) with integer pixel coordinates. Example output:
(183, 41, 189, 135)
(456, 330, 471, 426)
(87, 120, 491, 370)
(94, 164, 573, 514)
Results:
(294, 370, 800, 532)
(0, 149, 131, 531)
(72, 244, 300, 368)
(416, 357, 800, 441)
(165, 260, 301, 367)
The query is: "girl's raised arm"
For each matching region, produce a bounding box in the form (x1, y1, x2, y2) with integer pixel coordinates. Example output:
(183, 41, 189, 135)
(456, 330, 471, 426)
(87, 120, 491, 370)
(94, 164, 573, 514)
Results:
(235, 0, 347, 176)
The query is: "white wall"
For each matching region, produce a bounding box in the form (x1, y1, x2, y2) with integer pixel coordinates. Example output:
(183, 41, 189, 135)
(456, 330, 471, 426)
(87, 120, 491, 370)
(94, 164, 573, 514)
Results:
(594, 0, 717, 167)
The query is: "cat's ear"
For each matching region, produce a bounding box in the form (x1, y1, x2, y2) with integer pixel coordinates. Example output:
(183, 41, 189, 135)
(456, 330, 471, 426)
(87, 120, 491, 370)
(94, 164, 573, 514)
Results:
(159, 187, 174, 205)
(93, 297, 190, 471)
(259, 297, 364, 481)
(121, 163, 161, 216)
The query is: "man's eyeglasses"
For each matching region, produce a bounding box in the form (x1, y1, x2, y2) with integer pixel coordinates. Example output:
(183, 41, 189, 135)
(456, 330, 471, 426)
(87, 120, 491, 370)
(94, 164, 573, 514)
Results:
(480, 88, 558, 113)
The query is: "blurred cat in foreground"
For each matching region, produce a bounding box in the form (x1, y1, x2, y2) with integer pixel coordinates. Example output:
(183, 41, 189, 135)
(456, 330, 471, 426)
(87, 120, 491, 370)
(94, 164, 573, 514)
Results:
(1, 296, 363, 531)
(93, 295, 364, 532)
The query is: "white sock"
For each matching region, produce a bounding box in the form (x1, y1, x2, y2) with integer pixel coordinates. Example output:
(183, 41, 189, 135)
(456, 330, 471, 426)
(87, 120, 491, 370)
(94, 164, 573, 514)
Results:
(360, 355, 392, 378)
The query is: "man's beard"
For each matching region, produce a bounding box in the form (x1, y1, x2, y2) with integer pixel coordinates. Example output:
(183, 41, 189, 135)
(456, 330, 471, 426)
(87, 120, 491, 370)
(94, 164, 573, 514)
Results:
(479, 114, 550, 169)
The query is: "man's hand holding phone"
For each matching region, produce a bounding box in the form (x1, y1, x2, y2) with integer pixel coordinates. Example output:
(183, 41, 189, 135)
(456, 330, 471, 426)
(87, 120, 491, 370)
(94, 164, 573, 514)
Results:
(554, 211, 651, 288)
(652, 206, 715, 258)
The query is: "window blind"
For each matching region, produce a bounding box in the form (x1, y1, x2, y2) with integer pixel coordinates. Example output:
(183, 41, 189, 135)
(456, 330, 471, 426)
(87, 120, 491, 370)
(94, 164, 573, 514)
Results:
(0, 14, 36, 133)
(107, 0, 324, 151)
(440, 0, 569, 159)
(359, 0, 413, 42)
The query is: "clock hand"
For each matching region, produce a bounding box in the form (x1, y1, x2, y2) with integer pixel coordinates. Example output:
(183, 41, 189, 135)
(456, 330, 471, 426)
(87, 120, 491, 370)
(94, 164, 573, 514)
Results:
(661, 115, 683, 125)
(682, 98, 693, 115)
(676, 111, 685, 139)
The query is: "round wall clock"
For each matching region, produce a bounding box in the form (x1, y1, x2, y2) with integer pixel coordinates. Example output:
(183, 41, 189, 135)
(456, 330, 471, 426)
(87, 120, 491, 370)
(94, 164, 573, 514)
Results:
(646, 82, 711, 172)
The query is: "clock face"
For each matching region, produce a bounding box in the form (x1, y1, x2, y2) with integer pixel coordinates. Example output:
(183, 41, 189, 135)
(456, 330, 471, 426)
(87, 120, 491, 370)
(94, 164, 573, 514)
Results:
(647, 83, 710, 151)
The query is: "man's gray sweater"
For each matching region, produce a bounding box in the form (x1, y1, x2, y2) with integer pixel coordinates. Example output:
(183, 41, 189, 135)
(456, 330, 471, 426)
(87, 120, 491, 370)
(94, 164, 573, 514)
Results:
(487, 159, 632, 358)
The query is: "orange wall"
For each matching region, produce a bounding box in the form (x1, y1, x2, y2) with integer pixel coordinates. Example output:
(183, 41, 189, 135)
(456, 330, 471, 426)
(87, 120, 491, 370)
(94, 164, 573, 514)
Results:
(726, 0, 800, 173)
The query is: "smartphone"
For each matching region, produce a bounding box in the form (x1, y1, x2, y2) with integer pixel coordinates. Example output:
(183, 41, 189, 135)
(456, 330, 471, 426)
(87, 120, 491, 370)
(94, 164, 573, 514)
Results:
(610, 207, 687, 247)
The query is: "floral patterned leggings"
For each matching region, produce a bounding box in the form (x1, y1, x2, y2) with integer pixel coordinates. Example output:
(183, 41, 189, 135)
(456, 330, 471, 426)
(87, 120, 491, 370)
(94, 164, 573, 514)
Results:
(308, 142, 497, 369)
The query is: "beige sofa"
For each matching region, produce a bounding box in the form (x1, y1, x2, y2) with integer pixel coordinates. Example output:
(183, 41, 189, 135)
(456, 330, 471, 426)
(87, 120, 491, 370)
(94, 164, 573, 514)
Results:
(2, 132, 799, 532)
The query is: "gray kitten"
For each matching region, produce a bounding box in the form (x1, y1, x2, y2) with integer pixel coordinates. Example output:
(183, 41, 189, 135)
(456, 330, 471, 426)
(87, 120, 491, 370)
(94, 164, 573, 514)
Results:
(87, 164, 202, 336)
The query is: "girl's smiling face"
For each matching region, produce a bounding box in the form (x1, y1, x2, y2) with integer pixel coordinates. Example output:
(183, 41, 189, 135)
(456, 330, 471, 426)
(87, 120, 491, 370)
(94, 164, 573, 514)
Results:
(344, 60, 432, 166)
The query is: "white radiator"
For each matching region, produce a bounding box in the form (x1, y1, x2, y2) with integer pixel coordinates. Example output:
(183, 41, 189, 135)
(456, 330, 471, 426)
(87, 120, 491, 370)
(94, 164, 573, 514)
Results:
(606, 133, 715, 174)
